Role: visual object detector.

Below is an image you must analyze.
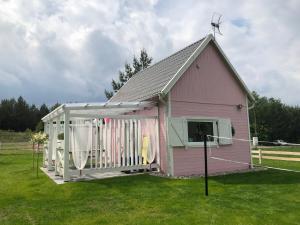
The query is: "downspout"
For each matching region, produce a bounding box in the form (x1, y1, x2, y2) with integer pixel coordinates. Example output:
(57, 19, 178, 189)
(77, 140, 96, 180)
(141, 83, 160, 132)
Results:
(248, 101, 255, 110)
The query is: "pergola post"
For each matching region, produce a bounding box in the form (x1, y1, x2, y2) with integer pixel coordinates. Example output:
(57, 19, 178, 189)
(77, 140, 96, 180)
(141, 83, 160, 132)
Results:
(155, 118, 160, 172)
(42, 122, 48, 168)
(47, 120, 54, 171)
(63, 110, 70, 181)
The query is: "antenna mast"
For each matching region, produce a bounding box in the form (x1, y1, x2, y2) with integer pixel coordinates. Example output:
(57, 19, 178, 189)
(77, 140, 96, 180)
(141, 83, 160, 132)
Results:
(211, 12, 223, 38)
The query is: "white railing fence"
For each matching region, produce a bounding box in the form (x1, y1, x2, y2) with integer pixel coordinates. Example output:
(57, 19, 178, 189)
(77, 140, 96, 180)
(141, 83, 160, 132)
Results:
(48, 117, 159, 177)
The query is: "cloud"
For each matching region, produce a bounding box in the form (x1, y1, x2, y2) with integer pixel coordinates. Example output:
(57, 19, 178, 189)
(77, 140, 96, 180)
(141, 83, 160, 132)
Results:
(0, 0, 299, 106)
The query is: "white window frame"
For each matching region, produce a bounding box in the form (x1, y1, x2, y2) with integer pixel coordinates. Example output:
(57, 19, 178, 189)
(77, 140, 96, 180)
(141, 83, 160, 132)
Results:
(185, 117, 219, 147)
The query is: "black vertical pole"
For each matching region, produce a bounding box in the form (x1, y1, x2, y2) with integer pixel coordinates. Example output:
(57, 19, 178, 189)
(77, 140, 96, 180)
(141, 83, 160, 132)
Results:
(204, 134, 208, 196)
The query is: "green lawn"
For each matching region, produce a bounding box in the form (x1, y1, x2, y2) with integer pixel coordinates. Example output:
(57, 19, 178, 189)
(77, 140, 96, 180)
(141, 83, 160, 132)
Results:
(0, 149, 300, 225)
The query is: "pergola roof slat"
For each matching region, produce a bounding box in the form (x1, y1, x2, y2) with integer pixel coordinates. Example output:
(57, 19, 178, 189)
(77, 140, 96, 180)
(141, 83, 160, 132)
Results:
(42, 101, 155, 122)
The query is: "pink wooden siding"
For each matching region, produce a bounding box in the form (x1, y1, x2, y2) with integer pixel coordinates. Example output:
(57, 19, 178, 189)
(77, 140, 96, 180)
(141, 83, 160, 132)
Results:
(170, 43, 251, 176)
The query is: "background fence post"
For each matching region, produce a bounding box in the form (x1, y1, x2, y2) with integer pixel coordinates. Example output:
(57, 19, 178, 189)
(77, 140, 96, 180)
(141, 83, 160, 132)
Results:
(259, 149, 262, 164)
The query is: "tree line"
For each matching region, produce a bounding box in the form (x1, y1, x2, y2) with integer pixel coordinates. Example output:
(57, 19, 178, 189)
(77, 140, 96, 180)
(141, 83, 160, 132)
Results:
(249, 92, 300, 143)
(0, 96, 60, 132)
(1, 93, 299, 143)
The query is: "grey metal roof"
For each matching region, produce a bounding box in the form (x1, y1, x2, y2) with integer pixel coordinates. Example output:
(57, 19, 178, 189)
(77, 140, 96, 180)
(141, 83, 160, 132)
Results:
(110, 38, 205, 102)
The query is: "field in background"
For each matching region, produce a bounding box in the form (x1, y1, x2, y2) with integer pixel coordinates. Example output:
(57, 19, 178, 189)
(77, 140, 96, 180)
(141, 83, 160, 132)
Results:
(0, 130, 31, 143)
(258, 146, 300, 152)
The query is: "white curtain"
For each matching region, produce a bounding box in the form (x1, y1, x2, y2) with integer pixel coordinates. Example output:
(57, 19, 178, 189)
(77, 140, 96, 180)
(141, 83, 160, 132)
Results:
(70, 120, 92, 170)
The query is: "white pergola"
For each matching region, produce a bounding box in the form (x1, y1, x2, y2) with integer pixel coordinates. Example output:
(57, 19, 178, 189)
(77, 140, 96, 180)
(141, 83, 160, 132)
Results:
(42, 101, 159, 181)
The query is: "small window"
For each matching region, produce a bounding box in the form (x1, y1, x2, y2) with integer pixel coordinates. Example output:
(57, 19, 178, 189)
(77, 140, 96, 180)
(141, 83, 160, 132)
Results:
(187, 121, 214, 142)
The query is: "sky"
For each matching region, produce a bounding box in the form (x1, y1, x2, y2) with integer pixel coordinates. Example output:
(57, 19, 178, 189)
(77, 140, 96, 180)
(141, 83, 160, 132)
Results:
(0, 0, 299, 106)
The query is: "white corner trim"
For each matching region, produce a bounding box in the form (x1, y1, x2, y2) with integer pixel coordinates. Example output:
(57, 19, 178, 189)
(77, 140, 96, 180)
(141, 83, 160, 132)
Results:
(246, 97, 253, 168)
(166, 93, 174, 176)
(161, 34, 213, 95)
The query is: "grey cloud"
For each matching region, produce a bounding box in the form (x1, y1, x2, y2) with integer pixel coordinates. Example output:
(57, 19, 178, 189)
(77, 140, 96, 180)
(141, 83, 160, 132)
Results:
(0, 0, 299, 106)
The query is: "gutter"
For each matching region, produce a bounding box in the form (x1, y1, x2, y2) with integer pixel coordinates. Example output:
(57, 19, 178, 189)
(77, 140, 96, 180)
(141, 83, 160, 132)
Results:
(248, 100, 255, 110)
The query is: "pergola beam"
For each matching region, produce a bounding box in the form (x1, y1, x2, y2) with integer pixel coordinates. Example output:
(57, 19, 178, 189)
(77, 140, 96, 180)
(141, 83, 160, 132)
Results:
(69, 114, 158, 119)
(42, 101, 156, 123)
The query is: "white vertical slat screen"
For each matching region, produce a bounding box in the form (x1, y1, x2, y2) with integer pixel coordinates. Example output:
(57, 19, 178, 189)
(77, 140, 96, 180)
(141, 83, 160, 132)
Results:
(67, 117, 158, 171)
(134, 120, 138, 166)
(99, 119, 103, 168)
(126, 121, 129, 166)
(129, 120, 133, 166)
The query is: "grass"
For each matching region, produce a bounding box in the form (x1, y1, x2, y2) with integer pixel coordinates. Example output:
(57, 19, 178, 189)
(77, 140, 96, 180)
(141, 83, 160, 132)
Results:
(0, 149, 299, 225)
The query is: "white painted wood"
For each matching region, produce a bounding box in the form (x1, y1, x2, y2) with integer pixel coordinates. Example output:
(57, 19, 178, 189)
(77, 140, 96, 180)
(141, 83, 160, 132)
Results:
(137, 120, 142, 165)
(113, 119, 116, 168)
(134, 120, 138, 166)
(108, 120, 112, 168)
(99, 119, 103, 169)
(167, 94, 174, 176)
(155, 118, 160, 170)
(52, 116, 160, 177)
(69, 163, 159, 176)
(48, 120, 54, 171)
(63, 110, 70, 181)
(95, 119, 98, 169)
(126, 120, 130, 166)
(69, 114, 157, 119)
(117, 120, 121, 167)
(121, 120, 126, 166)
(129, 119, 134, 166)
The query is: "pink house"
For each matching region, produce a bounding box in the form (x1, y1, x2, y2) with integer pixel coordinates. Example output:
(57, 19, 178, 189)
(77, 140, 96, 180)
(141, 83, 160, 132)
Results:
(110, 34, 254, 177)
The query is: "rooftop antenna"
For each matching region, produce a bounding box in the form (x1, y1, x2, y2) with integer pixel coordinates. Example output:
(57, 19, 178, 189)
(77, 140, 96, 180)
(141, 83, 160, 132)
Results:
(211, 12, 223, 38)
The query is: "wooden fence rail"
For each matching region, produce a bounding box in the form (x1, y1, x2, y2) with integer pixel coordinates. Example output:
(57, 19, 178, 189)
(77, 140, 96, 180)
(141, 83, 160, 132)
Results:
(252, 149, 300, 163)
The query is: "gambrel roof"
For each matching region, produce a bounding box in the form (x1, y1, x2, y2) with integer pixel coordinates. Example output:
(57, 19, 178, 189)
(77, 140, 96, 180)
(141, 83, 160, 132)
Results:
(110, 34, 254, 102)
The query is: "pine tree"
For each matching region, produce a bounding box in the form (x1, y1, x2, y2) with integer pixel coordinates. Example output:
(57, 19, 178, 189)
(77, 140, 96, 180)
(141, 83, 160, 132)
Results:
(105, 49, 152, 100)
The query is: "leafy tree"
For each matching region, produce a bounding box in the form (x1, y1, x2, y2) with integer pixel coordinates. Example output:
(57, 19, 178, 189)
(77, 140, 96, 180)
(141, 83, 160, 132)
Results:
(105, 49, 152, 99)
(249, 92, 300, 143)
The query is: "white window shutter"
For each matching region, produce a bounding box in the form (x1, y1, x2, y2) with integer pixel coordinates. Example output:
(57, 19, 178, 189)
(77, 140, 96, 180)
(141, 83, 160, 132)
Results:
(218, 118, 232, 145)
(168, 117, 187, 147)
